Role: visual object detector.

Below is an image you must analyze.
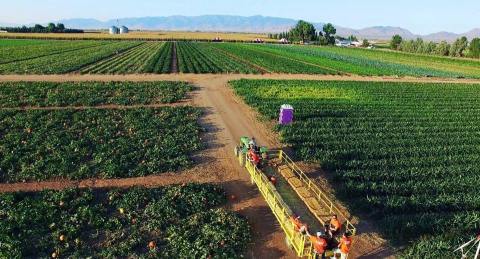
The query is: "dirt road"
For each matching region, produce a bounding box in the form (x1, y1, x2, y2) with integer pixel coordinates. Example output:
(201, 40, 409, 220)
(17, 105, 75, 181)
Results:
(0, 73, 447, 258)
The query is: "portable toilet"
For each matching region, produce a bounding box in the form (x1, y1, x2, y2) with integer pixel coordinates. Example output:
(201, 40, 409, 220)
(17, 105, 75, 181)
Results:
(279, 104, 294, 125)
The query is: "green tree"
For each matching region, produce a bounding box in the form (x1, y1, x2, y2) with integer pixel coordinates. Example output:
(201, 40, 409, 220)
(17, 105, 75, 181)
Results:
(450, 36, 468, 57)
(399, 40, 414, 52)
(46, 23, 56, 33)
(390, 34, 403, 50)
(435, 41, 450, 56)
(425, 41, 437, 54)
(322, 23, 337, 45)
(289, 20, 316, 42)
(413, 38, 424, 53)
(56, 23, 65, 32)
(33, 24, 45, 33)
(362, 39, 370, 47)
(468, 38, 480, 58)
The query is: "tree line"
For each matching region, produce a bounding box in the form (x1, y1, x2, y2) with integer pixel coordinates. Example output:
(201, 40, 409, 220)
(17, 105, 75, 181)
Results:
(1, 23, 83, 33)
(268, 20, 338, 45)
(390, 34, 480, 58)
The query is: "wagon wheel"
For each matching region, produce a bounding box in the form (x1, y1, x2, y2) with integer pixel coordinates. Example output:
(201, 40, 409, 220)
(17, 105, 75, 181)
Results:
(285, 236, 294, 250)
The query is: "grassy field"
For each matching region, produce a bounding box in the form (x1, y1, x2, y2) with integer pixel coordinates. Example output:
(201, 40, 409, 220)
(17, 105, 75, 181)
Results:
(0, 30, 276, 42)
(231, 79, 480, 258)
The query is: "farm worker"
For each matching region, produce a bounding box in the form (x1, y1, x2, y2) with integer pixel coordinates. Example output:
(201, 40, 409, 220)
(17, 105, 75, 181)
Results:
(335, 232, 352, 259)
(306, 230, 328, 259)
(249, 137, 257, 150)
(329, 215, 342, 236)
(290, 216, 307, 234)
(323, 223, 332, 239)
(269, 176, 277, 185)
(248, 148, 260, 165)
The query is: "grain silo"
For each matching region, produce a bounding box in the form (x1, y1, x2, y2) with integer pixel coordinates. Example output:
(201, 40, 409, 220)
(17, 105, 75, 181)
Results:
(109, 26, 119, 34)
(119, 26, 129, 34)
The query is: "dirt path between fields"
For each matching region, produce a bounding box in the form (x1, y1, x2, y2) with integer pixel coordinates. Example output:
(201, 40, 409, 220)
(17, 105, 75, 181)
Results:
(171, 42, 178, 73)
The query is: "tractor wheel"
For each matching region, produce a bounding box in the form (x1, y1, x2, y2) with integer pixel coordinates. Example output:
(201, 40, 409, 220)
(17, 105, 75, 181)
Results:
(239, 154, 246, 167)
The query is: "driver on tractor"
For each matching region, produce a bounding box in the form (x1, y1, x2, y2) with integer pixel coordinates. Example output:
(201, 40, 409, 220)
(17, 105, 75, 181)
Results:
(249, 137, 258, 151)
(248, 146, 261, 166)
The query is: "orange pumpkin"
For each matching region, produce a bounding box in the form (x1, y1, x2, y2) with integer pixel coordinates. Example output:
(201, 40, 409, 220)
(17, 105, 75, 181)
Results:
(148, 241, 156, 249)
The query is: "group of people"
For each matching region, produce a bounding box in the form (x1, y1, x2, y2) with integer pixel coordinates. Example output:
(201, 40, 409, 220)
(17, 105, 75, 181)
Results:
(290, 214, 352, 259)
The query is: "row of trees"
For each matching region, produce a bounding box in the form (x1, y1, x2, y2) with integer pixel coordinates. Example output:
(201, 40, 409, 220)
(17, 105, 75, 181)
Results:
(268, 20, 337, 45)
(390, 35, 480, 58)
(1, 23, 83, 33)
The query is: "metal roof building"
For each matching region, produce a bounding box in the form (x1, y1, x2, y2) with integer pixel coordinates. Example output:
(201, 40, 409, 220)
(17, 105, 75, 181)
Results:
(109, 26, 119, 34)
(119, 26, 129, 34)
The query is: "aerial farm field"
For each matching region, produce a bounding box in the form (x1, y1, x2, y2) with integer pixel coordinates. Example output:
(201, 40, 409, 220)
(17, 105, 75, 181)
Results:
(1, 39, 480, 78)
(230, 79, 480, 258)
(2, 35, 480, 259)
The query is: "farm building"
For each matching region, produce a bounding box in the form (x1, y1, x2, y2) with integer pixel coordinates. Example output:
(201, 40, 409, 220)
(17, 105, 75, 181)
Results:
(120, 26, 129, 34)
(335, 39, 351, 47)
(109, 26, 119, 34)
(279, 38, 289, 44)
(335, 39, 363, 47)
(351, 41, 362, 47)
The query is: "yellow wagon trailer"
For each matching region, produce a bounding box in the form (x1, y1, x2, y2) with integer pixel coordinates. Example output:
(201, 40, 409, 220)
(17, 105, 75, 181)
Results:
(235, 137, 357, 258)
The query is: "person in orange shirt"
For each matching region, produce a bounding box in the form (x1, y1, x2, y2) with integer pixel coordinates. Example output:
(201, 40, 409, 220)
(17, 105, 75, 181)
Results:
(336, 232, 352, 259)
(329, 214, 342, 236)
(289, 215, 307, 234)
(306, 231, 328, 259)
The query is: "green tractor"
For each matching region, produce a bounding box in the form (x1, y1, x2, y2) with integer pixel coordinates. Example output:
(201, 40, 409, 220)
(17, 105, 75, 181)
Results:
(234, 136, 269, 167)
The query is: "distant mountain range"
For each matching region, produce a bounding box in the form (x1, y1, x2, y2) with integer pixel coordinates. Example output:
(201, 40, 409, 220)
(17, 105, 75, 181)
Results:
(2, 15, 479, 42)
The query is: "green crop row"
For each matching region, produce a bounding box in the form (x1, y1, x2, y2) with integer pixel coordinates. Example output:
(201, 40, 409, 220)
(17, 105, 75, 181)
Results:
(230, 79, 480, 257)
(0, 107, 202, 182)
(0, 40, 108, 65)
(176, 42, 259, 74)
(144, 41, 173, 73)
(0, 81, 192, 107)
(213, 43, 336, 74)
(0, 184, 251, 258)
(0, 41, 140, 74)
(80, 42, 170, 74)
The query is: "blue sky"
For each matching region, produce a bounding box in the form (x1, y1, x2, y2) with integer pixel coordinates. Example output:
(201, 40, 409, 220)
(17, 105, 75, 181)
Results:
(1, 0, 478, 34)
